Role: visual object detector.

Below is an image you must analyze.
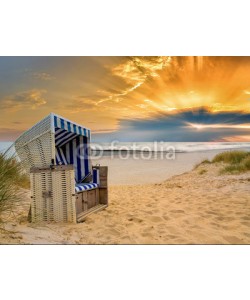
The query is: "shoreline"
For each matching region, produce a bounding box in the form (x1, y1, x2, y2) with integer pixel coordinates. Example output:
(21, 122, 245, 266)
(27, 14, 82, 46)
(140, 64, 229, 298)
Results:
(92, 145, 250, 153)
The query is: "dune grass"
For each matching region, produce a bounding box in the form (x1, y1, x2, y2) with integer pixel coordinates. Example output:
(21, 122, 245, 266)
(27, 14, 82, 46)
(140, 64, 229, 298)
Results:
(194, 159, 211, 169)
(0, 152, 29, 222)
(212, 150, 250, 165)
(194, 150, 250, 174)
(219, 154, 250, 174)
(198, 169, 207, 175)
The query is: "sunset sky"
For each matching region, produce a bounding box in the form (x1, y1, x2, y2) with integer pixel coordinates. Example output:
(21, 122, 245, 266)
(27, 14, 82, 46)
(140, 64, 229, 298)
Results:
(0, 56, 250, 142)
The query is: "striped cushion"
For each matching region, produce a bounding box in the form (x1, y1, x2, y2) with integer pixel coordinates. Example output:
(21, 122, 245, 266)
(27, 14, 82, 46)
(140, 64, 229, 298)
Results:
(75, 183, 98, 193)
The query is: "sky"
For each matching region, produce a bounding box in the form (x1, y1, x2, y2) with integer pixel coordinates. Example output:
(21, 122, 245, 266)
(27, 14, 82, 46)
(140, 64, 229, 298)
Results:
(0, 56, 250, 142)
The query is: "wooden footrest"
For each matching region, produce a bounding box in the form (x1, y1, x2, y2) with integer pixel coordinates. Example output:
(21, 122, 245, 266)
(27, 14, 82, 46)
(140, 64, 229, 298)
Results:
(77, 204, 108, 223)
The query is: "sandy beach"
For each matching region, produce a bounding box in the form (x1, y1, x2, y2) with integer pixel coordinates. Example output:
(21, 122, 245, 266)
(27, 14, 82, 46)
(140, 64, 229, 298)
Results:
(92, 147, 250, 185)
(1, 160, 249, 245)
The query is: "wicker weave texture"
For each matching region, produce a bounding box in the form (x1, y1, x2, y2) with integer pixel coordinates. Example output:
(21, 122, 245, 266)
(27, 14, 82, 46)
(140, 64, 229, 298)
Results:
(15, 115, 55, 173)
(30, 167, 76, 223)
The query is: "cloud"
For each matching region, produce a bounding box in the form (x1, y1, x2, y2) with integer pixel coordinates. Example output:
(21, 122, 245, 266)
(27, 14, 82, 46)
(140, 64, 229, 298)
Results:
(62, 96, 99, 113)
(89, 56, 250, 115)
(89, 57, 172, 107)
(0, 89, 47, 111)
(120, 107, 250, 129)
(112, 57, 171, 83)
(33, 72, 55, 81)
(217, 135, 250, 142)
(92, 107, 250, 142)
(110, 57, 171, 96)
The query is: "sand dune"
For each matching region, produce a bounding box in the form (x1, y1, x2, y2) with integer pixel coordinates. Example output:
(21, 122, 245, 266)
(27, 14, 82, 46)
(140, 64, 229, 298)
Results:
(1, 163, 250, 244)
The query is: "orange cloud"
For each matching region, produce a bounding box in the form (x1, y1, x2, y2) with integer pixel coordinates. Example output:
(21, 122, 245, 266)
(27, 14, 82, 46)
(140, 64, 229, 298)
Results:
(215, 135, 250, 142)
(0, 89, 47, 111)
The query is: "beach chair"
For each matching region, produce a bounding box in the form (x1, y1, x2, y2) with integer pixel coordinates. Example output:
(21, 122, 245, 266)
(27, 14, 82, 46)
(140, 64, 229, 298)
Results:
(14, 113, 108, 223)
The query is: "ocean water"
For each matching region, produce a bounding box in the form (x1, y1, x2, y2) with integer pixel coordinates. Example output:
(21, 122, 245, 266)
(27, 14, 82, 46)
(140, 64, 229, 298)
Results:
(91, 141, 250, 153)
(2, 141, 250, 154)
(1, 141, 250, 185)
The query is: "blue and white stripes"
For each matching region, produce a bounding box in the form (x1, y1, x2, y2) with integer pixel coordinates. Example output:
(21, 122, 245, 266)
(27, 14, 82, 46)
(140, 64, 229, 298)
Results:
(55, 147, 68, 165)
(92, 168, 100, 184)
(75, 183, 98, 193)
(52, 113, 99, 191)
(55, 134, 91, 182)
(55, 128, 76, 147)
(54, 115, 91, 139)
(63, 136, 90, 182)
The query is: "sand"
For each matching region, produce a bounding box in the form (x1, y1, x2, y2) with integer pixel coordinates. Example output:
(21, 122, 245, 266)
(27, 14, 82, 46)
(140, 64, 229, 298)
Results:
(0, 162, 250, 244)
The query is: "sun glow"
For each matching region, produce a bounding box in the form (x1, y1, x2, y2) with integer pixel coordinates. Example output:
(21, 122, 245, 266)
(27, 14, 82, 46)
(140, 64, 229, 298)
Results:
(187, 123, 250, 130)
(189, 123, 205, 130)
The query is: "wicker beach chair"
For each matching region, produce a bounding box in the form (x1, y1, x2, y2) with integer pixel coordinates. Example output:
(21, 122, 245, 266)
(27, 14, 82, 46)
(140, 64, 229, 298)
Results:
(14, 113, 108, 223)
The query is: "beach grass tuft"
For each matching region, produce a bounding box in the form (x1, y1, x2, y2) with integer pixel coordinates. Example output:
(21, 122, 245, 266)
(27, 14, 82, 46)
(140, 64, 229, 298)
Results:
(194, 158, 211, 169)
(198, 169, 207, 175)
(194, 151, 250, 174)
(212, 150, 250, 174)
(0, 152, 29, 219)
(212, 150, 250, 164)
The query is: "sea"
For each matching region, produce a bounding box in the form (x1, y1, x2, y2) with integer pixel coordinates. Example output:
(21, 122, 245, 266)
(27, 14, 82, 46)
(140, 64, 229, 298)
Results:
(1, 141, 250, 185)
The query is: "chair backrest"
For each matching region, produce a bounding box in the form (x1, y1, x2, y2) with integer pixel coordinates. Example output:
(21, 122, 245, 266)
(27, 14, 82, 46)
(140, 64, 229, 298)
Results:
(55, 147, 67, 165)
(55, 136, 90, 183)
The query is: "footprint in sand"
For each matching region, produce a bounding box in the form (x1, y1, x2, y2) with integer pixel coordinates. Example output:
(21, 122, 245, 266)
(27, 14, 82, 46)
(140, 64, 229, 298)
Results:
(209, 222, 221, 228)
(141, 232, 154, 238)
(215, 216, 235, 222)
(127, 217, 144, 224)
(165, 226, 180, 235)
(170, 210, 185, 214)
(223, 236, 244, 244)
(243, 232, 250, 238)
(106, 223, 116, 228)
(205, 210, 218, 216)
(241, 221, 250, 227)
(117, 236, 132, 244)
(106, 228, 120, 236)
(149, 216, 163, 223)
(165, 234, 177, 240)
